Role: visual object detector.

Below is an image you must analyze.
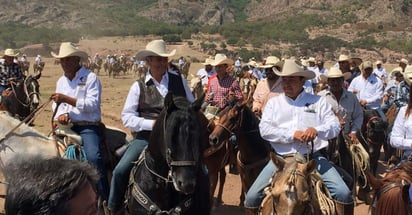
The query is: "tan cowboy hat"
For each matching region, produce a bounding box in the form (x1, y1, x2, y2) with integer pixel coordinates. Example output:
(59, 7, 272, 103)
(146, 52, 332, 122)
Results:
(360, 61, 373, 70)
(403, 66, 412, 85)
(201, 57, 213, 66)
(4, 49, 20, 57)
(247, 60, 257, 67)
(273, 59, 315, 80)
(319, 67, 352, 82)
(398, 58, 409, 65)
(307, 57, 316, 63)
(51, 42, 88, 62)
(136, 39, 176, 59)
(210, 53, 234, 66)
(259, 56, 280, 69)
(375, 60, 383, 65)
(338, 54, 350, 62)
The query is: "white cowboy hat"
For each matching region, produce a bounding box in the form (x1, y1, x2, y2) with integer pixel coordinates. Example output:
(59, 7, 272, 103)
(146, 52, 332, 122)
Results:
(273, 59, 315, 80)
(403, 65, 412, 85)
(201, 57, 213, 66)
(338, 54, 350, 62)
(4, 49, 20, 57)
(247, 60, 257, 67)
(319, 67, 352, 82)
(135, 39, 176, 59)
(259, 56, 280, 69)
(210, 53, 234, 66)
(360, 61, 373, 70)
(51, 42, 88, 62)
(398, 58, 409, 65)
(307, 57, 316, 62)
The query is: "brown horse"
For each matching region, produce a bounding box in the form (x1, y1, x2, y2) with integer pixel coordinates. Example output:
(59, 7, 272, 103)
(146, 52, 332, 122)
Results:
(368, 162, 412, 215)
(208, 100, 270, 206)
(260, 152, 334, 215)
(203, 106, 233, 207)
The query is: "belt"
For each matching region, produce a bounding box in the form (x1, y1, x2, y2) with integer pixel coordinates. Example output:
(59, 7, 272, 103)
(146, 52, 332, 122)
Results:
(72, 121, 101, 126)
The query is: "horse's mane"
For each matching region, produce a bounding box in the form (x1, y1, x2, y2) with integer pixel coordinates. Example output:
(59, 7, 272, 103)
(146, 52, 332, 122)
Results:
(373, 162, 412, 215)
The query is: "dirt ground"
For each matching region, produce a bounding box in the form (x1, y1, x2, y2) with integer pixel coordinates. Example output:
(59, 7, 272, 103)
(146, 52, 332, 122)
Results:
(4, 36, 394, 214)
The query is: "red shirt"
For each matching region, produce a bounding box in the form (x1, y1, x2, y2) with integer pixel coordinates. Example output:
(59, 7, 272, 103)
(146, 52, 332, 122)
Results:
(207, 74, 243, 109)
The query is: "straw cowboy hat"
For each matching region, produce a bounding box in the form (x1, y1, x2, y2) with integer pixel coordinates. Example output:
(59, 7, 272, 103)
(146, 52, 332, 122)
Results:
(201, 57, 214, 66)
(320, 67, 352, 82)
(259, 56, 280, 69)
(375, 60, 383, 65)
(210, 53, 234, 66)
(403, 66, 412, 85)
(398, 58, 409, 65)
(273, 59, 315, 80)
(51, 42, 88, 62)
(247, 60, 257, 67)
(360, 61, 373, 70)
(308, 57, 316, 63)
(338, 54, 350, 62)
(4, 49, 20, 57)
(136, 39, 176, 59)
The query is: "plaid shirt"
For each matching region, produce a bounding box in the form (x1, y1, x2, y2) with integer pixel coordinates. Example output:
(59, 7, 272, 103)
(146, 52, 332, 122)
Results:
(0, 63, 22, 86)
(207, 74, 243, 109)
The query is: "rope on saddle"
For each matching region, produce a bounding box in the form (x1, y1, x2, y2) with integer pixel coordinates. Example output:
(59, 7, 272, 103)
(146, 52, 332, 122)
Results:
(312, 172, 336, 215)
(350, 139, 370, 188)
(64, 144, 87, 161)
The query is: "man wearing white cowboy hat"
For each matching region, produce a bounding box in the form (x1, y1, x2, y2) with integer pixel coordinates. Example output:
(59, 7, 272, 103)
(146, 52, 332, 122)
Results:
(245, 59, 353, 215)
(49, 42, 110, 203)
(252, 56, 283, 115)
(318, 68, 364, 210)
(107, 39, 195, 214)
(205, 53, 243, 109)
(0, 48, 23, 97)
(196, 57, 216, 86)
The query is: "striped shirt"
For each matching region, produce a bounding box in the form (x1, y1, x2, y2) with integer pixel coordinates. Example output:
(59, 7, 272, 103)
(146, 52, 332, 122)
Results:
(207, 74, 243, 109)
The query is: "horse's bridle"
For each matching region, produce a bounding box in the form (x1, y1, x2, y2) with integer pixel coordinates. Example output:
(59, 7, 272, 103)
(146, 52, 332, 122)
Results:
(271, 162, 313, 214)
(373, 179, 410, 208)
(9, 78, 40, 110)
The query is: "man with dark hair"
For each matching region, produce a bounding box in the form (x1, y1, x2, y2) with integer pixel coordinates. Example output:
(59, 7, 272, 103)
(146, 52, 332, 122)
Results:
(5, 156, 99, 215)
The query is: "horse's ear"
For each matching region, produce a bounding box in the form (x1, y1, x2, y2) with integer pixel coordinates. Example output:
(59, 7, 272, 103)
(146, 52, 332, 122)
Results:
(32, 72, 41, 80)
(164, 92, 176, 113)
(366, 171, 383, 191)
(270, 151, 285, 171)
(192, 93, 205, 111)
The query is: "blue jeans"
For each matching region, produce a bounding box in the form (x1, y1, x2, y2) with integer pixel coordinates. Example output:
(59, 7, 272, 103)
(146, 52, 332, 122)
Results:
(245, 151, 353, 207)
(108, 134, 149, 210)
(72, 125, 110, 201)
(0, 85, 5, 94)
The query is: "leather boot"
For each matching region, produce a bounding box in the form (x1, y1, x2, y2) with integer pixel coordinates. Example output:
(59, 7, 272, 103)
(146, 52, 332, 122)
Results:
(245, 207, 259, 215)
(334, 201, 354, 215)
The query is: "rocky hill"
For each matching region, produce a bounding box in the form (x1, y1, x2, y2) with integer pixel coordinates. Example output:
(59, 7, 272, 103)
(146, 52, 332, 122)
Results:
(2, 0, 412, 61)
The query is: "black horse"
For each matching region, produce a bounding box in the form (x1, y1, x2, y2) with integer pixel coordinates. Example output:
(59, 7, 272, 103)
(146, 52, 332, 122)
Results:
(0, 74, 41, 122)
(126, 93, 210, 215)
(357, 109, 388, 176)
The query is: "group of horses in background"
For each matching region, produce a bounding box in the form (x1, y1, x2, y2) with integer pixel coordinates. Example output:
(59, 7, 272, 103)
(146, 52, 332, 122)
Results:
(17, 61, 45, 76)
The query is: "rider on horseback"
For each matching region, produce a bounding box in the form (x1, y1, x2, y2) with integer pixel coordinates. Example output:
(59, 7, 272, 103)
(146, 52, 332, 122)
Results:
(106, 40, 195, 214)
(245, 59, 353, 215)
(0, 49, 23, 103)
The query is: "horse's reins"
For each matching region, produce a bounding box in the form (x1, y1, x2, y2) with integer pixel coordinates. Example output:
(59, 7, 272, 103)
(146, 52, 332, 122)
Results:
(0, 99, 52, 144)
(9, 78, 40, 108)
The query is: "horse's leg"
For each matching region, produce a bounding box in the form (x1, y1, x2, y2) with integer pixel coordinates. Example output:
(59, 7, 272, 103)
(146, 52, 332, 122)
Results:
(209, 172, 218, 207)
(216, 168, 226, 205)
(369, 141, 382, 176)
(239, 187, 245, 207)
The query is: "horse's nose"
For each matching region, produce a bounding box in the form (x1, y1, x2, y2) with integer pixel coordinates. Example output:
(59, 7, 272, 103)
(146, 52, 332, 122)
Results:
(209, 135, 219, 146)
(177, 179, 196, 194)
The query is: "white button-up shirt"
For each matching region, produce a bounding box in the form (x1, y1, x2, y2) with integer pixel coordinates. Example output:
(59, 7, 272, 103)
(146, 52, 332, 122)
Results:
(53, 66, 102, 123)
(348, 74, 383, 109)
(260, 91, 340, 155)
(390, 106, 412, 157)
(121, 71, 194, 132)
